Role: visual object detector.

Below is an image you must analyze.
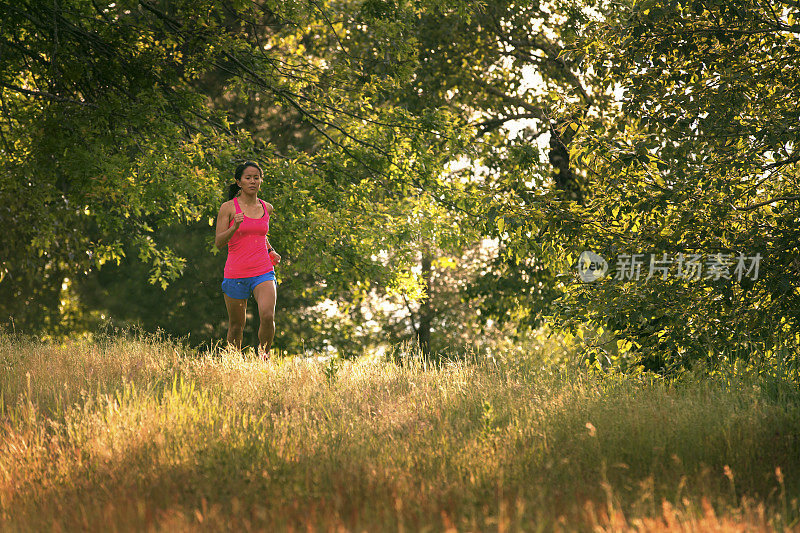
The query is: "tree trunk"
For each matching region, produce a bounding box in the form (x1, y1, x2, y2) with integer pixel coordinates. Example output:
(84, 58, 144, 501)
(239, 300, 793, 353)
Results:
(549, 121, 584, 204)
(417, 252, 434, 360)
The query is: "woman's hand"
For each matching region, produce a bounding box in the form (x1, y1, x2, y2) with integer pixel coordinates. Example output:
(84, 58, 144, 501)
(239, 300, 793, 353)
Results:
(269, 250, 282, 264)
(214, 202, 244, 249)
(233, 212, 244, 228)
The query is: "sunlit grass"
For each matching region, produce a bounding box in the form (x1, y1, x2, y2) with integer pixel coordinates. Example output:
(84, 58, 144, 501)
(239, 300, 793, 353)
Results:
(1, 332, 798, 531)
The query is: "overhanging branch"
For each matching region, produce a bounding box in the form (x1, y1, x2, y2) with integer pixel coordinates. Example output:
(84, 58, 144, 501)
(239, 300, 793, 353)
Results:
(0, 81, 97, 107)
(734, 195, 800, 211)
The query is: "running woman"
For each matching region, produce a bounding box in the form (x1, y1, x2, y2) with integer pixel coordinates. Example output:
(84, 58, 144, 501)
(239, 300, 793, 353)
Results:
(214, 161, 281, 358)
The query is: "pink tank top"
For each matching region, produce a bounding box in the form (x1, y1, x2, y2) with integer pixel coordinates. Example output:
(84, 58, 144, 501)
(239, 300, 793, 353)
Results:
(223, 197, 274, 278)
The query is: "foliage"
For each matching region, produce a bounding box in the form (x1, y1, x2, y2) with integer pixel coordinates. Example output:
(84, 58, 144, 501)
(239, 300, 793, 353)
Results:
(384, 0, 624, 337)
(542, 0, 800, 371)
(6, 0, 798, 370)
(0, 0, 475, 346)
(0, 0, 249, 329)
(284, 0, 625, 355)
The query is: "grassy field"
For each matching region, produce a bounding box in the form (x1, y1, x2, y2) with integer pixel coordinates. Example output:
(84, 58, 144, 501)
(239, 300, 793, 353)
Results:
(1, 332, 799, 531)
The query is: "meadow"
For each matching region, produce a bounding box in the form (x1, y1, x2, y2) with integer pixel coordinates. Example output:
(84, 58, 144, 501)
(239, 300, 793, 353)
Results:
(1, 332, 799, 531)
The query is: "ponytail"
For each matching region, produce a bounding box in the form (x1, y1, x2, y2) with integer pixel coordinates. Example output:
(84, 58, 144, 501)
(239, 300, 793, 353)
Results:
(227, 182, 241, 200)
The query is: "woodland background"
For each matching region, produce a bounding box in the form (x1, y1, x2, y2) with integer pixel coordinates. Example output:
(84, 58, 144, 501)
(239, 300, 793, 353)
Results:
(2, 0, 799, 372)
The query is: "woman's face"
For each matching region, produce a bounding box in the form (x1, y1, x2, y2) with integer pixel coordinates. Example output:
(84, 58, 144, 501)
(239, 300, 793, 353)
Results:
(237, 166, 262, 194)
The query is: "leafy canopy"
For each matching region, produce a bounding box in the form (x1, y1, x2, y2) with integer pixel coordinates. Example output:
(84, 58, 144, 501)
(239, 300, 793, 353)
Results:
(545, 0, 800, 371)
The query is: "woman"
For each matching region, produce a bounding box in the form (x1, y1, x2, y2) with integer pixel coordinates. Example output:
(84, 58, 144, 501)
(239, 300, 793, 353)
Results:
(215, 161, 281, 358)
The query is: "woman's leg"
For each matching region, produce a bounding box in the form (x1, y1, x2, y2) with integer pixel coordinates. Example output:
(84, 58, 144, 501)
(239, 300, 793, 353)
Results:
(253, 280, 277, 357)
(224, 294, 248, 349)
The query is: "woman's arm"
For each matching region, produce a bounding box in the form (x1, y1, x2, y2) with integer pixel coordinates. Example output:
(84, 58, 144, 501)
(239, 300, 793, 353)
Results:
(215, 202, 243, 249)
(265, 203, 281, 264)
(266, 238, 281, 264)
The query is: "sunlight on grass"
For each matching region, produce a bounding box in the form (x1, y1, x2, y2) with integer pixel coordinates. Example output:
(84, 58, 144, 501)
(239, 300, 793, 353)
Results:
(1, 333, 798, 530)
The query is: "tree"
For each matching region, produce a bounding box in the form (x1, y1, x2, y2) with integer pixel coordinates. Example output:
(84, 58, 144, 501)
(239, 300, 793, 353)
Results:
(0, 0, 472, 343)
(0, 0, 250, 329)
(346, 0, 623, 350)
(544, 0, 800, 371)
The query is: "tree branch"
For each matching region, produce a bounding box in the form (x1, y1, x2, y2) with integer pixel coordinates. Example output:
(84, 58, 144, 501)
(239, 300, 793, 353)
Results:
(50, 0, 60, 91)
(137, 0, 394, 178)
(764, 154, 800, 170)
(137, 0, 183, 30)
(503, 38, 593, 107)
(476, 112, 545, 135)
(0, 81, 97, 107)
(734, 195, 800, 211)
(89, 0, 112, 22)
(472, 77, 549, 120)
(220, 51, 388, 175)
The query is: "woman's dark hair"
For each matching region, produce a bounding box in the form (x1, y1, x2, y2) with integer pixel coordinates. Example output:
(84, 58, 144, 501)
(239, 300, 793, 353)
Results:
(228, 161, 263, 200)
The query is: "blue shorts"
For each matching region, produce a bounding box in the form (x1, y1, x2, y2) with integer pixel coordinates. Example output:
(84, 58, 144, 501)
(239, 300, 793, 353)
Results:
(221, 270, 276, 299)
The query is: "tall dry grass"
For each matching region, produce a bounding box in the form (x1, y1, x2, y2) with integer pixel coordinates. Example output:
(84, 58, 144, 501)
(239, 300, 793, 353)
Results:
(1, 332, 798, 531)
